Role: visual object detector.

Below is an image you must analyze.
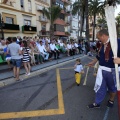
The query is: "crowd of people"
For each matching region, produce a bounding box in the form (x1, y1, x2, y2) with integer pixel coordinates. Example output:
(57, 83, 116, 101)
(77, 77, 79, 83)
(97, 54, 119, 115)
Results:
(0, 36, 92, 81)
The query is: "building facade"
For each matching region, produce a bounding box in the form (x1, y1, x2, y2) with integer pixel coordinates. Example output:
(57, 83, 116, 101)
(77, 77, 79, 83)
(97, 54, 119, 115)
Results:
(35, 0, 50, 37)
(52, 0, 71, 39)
(70, 0, 80, 40)
(0, 0, 37, 38)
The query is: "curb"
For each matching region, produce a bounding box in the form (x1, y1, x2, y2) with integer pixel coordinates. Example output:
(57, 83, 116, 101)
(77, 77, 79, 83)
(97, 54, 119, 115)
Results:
(0, 55, 87, 88)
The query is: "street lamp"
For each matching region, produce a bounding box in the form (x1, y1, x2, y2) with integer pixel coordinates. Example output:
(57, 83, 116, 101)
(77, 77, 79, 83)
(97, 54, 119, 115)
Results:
(0, 14, 4, 39)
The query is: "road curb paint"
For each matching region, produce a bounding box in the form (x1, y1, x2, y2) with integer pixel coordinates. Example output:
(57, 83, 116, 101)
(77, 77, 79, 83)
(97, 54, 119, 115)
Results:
(0, 68, 65, 119)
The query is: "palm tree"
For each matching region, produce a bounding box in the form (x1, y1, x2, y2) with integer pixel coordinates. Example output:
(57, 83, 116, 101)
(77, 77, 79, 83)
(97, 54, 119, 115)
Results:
(88, 0, 104, 41)
(97, 17, 107, 29)
(72, 0, 85, 40)
(42, 6, 61, 39)
(116, 15, 120, 38)
(85, 0, 89, 42)
(104, 0, 120, 6)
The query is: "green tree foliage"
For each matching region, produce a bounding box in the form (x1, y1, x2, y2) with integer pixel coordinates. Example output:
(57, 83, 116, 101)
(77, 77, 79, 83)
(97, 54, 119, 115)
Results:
(116, 15, 120, 38)
(88, 0, 104, 41)
(42, 6, 61, 39)
(97, 17, 107, 29)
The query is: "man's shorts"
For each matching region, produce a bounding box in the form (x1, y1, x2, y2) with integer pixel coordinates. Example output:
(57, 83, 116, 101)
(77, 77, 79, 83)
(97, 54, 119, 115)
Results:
(11, 59, 22, 68)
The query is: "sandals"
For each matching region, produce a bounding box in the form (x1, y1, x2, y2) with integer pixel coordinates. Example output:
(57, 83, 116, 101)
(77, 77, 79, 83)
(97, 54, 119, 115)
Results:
(87, 103, 100, 108)
(107, 100, 114, 108)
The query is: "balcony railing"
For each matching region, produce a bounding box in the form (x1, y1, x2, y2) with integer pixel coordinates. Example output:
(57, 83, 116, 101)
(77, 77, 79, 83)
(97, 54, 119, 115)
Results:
(22, 25, 37, 33)
(65, 22, 70, 26)
(39, 30, 50, 36)
(39, 16, 48, 22)
(3, 23, 20, 32)
(35, 0, 49, 5)
(65, 31, 70, 36)
(36, 5, 44, 11)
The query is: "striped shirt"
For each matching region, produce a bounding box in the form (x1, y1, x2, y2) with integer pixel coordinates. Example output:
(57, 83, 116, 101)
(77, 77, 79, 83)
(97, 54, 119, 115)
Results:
(22, 47, 30, 62)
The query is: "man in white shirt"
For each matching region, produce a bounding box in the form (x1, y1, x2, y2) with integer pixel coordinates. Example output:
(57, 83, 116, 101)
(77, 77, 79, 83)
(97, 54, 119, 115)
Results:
(74, 42, 79, 54)
(37, 41, 49, 60)
(50, 40, 60, 59)
(58, 38, 61, 44)
(67, 42, 74, 56)
(59, 40, 66, 53)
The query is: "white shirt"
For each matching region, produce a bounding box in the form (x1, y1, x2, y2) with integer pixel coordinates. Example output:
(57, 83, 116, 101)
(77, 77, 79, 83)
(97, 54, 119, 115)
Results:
(71, 44, 75, 48)
(67, 44, 72, 49)
(50, 43, 58, 50)
(58, 39, 60, 44)
(74, 43, 78, 47)
(48, 39, 50, 43)
(60, 43, 64, 47)
(74, 64, 83, 73)
(0, 43, 7, 49)
(37, 44, 46, 53)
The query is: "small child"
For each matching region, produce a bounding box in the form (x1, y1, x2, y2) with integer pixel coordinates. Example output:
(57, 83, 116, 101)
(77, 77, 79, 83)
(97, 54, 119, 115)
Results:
(74, 59, 84, 86)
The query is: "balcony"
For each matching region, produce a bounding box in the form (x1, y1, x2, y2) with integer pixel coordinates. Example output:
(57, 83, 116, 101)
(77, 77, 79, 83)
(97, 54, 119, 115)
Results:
(35, 0, 49, 6)
(36, 5, 44, 11)
(22, 25, 37, 34)
(65, 21, 70, 26)
(39, 30, 50, 36)
(2, 23, 20, 33)
(64, 8, 71, 16)
(65, 31, 71, 36)
(39, 16, 48, 22)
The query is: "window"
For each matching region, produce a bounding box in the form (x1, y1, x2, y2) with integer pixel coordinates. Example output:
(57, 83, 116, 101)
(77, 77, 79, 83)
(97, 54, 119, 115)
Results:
(42, 24, 46, 30)
(20, 0, 24, 8)
(24, 19, 31, 26)
(59, 13, 65, 20)
(54, 24, 65, 32)
(56, 2, 59, 6)
(60, 4, 63, 9)
(6, 17, 14, 24)
(28, 0, 32, 12)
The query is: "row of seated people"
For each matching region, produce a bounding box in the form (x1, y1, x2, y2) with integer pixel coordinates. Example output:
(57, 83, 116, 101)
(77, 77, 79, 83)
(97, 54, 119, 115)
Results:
(0, 37, 82, 70)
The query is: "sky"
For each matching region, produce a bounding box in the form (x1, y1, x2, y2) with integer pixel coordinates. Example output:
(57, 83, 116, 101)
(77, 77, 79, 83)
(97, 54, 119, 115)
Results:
(100, 0, 120, 17)
(115, 5, 120, 17)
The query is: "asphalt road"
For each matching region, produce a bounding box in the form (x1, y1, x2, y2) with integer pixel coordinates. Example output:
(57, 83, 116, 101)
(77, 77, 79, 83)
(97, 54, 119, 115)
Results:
(0, 56, 119, 120)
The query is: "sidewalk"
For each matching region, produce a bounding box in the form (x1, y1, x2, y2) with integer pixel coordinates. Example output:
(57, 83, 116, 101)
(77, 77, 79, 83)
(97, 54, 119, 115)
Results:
(0, 54, 86, 87)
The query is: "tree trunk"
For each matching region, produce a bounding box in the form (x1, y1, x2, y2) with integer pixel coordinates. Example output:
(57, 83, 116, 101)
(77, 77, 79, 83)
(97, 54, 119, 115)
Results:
(85, 0, 89, 41)
(50, 24, 54, 40)
(80, 9, 85, 40)
(85, 0, 90, 53)
(92, 13, 96, 41)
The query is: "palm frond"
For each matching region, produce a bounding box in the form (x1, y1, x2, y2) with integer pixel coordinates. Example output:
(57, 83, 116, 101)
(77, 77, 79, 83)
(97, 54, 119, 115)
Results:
(42, 6, 61, 23)
(42, 7, 50, 20)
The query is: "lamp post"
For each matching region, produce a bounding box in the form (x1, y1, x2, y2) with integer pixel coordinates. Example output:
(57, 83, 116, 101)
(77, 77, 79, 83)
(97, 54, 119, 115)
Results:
(0, 14, 4, 39)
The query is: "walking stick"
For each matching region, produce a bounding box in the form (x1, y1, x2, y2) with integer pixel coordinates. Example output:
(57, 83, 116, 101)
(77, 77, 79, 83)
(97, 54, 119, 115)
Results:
(105, 5, 120, 119)
(83, 66, 89, 85)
